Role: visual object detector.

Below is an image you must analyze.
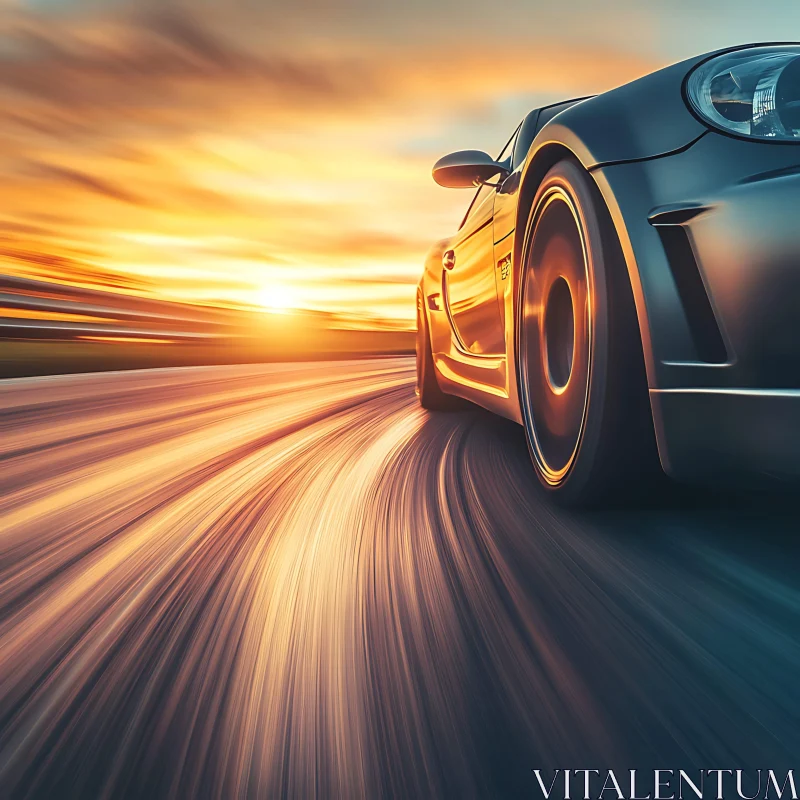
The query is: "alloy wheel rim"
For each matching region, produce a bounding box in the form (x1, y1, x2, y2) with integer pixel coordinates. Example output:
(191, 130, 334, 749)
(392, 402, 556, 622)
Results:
(519, 186, 592, 485)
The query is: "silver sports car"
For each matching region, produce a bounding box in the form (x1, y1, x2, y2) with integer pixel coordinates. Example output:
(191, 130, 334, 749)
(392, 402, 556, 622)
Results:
(416, 43, 800, 505)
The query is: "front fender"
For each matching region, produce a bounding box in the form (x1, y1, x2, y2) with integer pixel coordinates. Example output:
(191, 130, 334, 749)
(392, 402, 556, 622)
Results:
(508, 54, 708, 385)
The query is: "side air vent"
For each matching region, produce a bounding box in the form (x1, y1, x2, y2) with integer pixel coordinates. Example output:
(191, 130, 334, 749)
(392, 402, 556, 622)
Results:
(653, 223, 728, 364)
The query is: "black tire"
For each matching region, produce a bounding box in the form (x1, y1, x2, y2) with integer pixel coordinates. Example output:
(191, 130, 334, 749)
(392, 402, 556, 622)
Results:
(517, 160, 661, 506)
(416, 292, 462, 410)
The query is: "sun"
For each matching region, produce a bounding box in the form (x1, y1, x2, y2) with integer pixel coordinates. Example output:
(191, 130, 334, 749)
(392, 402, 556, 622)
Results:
(257, 284, 296, 313)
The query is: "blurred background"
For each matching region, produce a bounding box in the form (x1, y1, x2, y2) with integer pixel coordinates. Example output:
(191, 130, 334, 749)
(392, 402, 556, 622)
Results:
(2, 0, 799, 377)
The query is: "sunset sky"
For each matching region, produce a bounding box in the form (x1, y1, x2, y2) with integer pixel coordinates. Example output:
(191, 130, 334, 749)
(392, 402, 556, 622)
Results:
(1, 0, 799, 327)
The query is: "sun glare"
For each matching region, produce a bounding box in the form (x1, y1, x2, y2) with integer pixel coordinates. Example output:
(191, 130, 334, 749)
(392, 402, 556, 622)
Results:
(257, 285, 296, 313)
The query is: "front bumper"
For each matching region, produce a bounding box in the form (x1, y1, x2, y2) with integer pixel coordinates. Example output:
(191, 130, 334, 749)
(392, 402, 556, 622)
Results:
(594, 134, 800, 486)
(652, 388, 800, 485)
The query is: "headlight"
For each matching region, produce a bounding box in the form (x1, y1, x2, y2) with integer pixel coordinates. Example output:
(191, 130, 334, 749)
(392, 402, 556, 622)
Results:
(686, 45, 800, 140)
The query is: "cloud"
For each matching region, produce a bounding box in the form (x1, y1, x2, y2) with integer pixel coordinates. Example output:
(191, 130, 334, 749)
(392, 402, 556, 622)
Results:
(0, 4, 656, 133)
(22, 163, 148, 206)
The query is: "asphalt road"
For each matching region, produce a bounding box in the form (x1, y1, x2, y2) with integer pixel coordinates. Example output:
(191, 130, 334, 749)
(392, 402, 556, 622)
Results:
(1, 358, 800, 799)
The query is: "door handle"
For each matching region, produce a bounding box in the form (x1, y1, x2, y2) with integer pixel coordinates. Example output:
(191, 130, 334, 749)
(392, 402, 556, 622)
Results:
(443, 250, 456, 270)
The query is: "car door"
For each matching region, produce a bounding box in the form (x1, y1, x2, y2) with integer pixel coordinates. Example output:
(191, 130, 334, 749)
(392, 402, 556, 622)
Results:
(444, 129, 518, 356)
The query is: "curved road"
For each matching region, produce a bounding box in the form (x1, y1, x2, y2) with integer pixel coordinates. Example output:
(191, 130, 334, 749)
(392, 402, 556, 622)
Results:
(1, 358, 799, 798)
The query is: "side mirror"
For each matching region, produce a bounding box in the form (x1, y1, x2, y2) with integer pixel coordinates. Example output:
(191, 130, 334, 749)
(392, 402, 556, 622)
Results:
(432, 150, 510, 189)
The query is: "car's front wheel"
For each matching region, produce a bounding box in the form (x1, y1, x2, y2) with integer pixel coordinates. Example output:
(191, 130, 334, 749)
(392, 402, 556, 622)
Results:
(518, 160, 660, 505)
